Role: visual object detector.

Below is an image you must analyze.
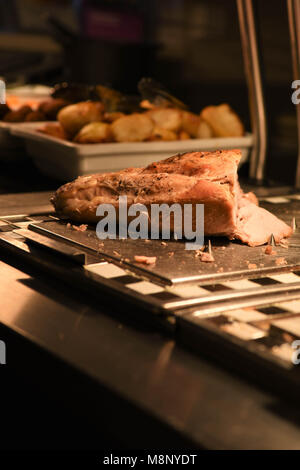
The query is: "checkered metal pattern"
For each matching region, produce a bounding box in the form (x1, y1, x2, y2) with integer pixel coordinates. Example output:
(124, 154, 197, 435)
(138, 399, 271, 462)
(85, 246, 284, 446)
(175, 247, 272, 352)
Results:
(83, 261, 300, 311)
(259, 194, 300, 203)
(1, 215, 300, 312)
(166, 272, 300, 297)
(181, 296, 300, 365)
(0, 215, 47, 230)
(2, 211, 300, 389)
(2, 214, 300, 314)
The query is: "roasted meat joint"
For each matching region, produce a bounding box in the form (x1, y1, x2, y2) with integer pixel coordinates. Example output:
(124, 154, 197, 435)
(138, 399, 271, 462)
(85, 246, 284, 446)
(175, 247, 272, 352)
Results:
(3, 0, 300, 455)
(52, 150, 292, 247)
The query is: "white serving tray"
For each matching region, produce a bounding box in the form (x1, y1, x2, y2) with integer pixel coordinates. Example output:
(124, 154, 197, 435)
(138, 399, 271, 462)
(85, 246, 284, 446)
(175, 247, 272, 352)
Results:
(12, 122, 254, 181)
(0, 87, 51, 161)
(0, 122, 27, 160)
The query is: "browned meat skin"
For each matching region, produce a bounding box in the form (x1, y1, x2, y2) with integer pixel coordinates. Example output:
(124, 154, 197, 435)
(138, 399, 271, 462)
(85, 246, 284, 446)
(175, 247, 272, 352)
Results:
(51, 150, 292, 246)
(51, 150, 239, 237)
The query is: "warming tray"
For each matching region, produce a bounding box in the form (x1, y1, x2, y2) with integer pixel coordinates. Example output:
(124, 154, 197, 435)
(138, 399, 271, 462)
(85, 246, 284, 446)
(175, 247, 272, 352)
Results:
(0, 87, 51, 161)
(1, 193, 300, 401)
(26, 218, 300, 287)
(0, 194, 299, 312)
(11, 122, 253, 181)
(0, 122, 27, 160)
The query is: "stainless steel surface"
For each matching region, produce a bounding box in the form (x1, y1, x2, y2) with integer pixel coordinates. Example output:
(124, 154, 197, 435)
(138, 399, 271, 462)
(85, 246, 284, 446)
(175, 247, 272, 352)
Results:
(2, 193, 300, 448)
(28, 212, 300, 286)
(0, 191, 53, 216)
(16, 228, 87, 265)
(0, 231, 168, 317)
(178, 290, 300, 320)
(167, 282, 300, 312)
(0, 193, 299, 319)
(237, 0, 267, 182)
(5, 195, 296, 315)
(3, 223, 300, 318)
(288, 0, 300, 188)
(1, 260, 300, 449)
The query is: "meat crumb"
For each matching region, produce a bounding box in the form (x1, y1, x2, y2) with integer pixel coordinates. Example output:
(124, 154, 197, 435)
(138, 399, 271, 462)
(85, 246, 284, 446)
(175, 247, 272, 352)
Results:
(194, 247, 205, 257)
(265, 245, 277, 255)
(217, 267, 224, 273)
(66, 223, 71, 228)
(168, 252, 174, 257)
(161, 241, 167, 246)
(72, 224, 88, 232)
(134, 255, 157, 265)
(144, 239, 150, 243)
(113, 251, 121, 257)
(279, 240, 289, 249)
(248, 263, 257, 269)
(275, 257, 287, 266)
(199, 252, 215, 263)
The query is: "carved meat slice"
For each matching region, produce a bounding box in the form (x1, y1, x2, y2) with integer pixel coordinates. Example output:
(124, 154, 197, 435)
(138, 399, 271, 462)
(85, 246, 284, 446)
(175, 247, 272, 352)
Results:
(235, 201, 292, 246)
(51, 150, 292, 246)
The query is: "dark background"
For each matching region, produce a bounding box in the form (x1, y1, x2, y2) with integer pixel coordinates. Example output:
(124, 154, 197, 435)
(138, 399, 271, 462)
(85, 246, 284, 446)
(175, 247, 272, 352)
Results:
(0, 0, 298, 187)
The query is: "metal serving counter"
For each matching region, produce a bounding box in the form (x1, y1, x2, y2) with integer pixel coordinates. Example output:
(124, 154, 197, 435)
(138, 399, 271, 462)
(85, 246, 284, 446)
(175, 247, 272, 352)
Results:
(1, 191, 300, 449)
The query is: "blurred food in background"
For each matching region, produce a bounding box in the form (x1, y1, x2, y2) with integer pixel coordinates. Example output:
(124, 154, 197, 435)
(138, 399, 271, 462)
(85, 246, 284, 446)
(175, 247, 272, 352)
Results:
(0, 0, 298, 184)
(37, 78, 245, 144)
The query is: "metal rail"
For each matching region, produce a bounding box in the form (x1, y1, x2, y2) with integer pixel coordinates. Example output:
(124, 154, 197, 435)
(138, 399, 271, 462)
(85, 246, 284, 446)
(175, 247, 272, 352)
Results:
(287, 0, 300, 189)
(237, 0, 267, 183)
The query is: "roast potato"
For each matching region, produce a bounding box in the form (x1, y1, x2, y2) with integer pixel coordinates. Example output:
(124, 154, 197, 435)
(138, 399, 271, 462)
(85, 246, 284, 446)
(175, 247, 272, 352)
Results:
(146, 108, 182, 132)
(200, 104, 244, 137)
(58, 101, 104, 137)
(38, 98, 70, 120)
(196, 119, 214, 138)
(111, 113, 154, 142)
(38, 122, 67, 140)
(103, 112, 125, 123)
(74, 122, 112, 143)
(181, 111, 201, 137)
(140, 99, 155, 110)
(178, 130, 190, 140)
(148, 127, 177, 141)
(25, 110, 46, 122)
(3, 105, 32, 122)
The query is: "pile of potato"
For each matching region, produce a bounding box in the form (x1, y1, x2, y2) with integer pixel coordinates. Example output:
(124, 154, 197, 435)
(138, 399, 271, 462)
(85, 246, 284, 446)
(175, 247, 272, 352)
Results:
(39, 101, 244, 144)
(0, 99, 69, 123)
